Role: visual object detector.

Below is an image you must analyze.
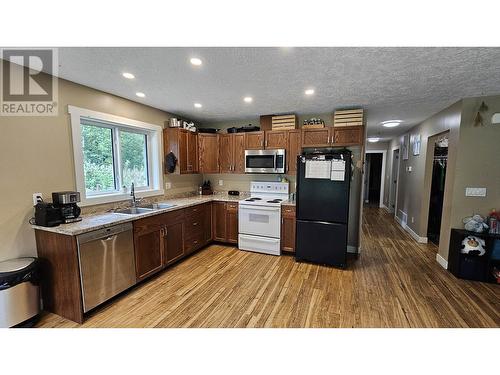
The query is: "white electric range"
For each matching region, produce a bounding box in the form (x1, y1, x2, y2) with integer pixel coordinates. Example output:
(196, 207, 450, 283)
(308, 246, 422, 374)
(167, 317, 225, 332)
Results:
(238, 181, 290, 256)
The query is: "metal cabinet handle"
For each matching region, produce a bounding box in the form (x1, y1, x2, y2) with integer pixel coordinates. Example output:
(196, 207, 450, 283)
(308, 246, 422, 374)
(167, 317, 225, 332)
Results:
(193, 222, 198, 226)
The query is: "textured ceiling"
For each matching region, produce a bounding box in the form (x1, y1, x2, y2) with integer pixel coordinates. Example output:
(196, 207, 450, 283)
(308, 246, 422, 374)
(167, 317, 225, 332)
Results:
(55, 47, 500, 140)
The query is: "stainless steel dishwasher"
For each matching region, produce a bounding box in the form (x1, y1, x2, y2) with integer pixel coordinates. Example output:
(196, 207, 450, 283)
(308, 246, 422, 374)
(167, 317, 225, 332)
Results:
(76, 223, 136, 313)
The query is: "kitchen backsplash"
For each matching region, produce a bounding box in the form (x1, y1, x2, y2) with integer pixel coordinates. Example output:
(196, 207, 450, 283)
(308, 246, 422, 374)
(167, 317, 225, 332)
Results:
(203, 174, 297, 194)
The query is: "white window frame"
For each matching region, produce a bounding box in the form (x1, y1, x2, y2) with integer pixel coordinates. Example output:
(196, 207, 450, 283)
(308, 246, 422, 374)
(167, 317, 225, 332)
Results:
(69, 105, 164, 206)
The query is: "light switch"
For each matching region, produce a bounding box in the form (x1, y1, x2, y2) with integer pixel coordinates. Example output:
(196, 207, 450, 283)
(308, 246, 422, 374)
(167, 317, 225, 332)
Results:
(218, 180, 224, 186)
(465, 187, 487, 197)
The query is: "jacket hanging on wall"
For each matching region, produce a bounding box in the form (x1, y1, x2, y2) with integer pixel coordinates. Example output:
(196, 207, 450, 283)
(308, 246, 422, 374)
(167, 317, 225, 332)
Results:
(165, 152, 177, 173)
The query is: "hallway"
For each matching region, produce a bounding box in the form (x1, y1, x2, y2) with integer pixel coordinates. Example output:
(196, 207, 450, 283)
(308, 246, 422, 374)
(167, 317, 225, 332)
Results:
(36, 207, 500, 328)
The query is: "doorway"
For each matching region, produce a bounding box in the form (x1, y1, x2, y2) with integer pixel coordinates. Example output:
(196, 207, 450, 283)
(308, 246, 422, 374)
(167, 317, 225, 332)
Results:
(389, 149, 400, 214)
(427, 136, 448, 245)
(364, 151, 386, 207)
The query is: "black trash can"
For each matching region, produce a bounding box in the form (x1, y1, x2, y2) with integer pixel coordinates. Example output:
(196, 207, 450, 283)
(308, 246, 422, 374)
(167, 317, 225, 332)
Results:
(0, 257, 40, 327)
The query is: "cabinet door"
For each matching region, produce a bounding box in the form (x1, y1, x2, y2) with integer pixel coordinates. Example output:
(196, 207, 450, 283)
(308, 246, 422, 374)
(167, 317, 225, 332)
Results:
(245, 131, 264, 149)
(218, 134, 233, 173)
(187, 132, 198, 173)
(287, 130, 301, 174)
(281, 206, 296, 253)
(212, 202, 227, 241)
(265, 130, 288, 149)
(301, 128, 331, 147)
(226, 202, 239, 244)
(333, 126, 364, 146)
(163, 221, 184, 266)
(233, 133, 246, 173)
(203, 203, 213, 244)
(134, 224, 163, 281)
(178, 130, 189, 174)
(198, 134, 218, 173)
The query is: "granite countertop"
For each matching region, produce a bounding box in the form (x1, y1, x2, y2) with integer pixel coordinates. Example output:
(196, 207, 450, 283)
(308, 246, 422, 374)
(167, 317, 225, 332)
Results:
(31, 195, 245, 236)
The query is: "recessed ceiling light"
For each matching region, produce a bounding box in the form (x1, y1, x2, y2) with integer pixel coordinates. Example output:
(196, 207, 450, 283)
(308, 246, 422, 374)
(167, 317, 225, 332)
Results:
(243, 97, 253, 103)
(194, 103, 202, 108)
(305, 89, 315, 95)
(122, 72, 135, 79)
(367, 137, 380, 143)
(135, 92, 145, 98)
(190, 58, 202, 66)
(382, 120, 402, 128)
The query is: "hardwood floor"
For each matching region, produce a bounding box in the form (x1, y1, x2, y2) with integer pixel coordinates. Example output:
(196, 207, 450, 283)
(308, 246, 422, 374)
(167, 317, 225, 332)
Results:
(36, 207, 500, 328)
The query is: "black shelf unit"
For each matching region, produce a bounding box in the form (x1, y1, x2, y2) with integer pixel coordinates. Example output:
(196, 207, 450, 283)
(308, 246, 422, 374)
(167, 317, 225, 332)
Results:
(448, 228, 500, 284)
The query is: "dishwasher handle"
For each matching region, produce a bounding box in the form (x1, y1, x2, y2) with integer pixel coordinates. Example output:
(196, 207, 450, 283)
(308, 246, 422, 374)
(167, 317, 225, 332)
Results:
(77, 222, 133, 245)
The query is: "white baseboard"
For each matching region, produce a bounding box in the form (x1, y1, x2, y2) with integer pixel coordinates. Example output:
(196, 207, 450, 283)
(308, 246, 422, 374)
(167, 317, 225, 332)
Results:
(436, 253, 448, 269)
(381, 204, 390, 212)
(394, 215, 428, 243)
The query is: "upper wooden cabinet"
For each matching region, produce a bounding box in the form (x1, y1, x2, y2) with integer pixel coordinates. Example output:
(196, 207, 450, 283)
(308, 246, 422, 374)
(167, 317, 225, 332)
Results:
(302, 126, 364, 147)
(163, 128, 199, 174)
(245, 131, 264, 149)
(287, 130, 301, 174)
(218, 133, 245, 174)
(332, 126, 364, 146)
(198, 133, 219, 173)
(301, 128, 332, 147)
(265, 130, 288, 149)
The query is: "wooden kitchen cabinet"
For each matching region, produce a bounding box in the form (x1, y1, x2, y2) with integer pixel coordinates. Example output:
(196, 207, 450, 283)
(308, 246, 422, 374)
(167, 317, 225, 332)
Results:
(133, 217, 164, 281)
(226, 202, 239, 244)
(218, 133, 245, 173)
(212, 201, 238, 243)
(212, 201, 227, 241)
(164, 128, 199, 174)
(198, 133, 219, 173)
(265, 130, 288, 149)
(281, 205, 296, 253)
(287, 130, 301, 174)
(245, 131, 264, 149)
(332, 126, 364, 146)
(301, 127, 332, 147)
(163, 221, 184, 266)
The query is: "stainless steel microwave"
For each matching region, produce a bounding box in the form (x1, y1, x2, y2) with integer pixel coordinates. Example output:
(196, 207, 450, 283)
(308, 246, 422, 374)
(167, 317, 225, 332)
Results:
(245, 149, 286, 174)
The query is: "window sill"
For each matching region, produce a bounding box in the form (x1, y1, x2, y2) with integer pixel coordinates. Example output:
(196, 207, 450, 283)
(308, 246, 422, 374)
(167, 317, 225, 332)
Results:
(80, 188, 165, 207)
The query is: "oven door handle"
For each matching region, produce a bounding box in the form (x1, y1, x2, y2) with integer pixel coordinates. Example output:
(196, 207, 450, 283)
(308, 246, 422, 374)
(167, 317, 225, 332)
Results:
(240, 205, 281, 212)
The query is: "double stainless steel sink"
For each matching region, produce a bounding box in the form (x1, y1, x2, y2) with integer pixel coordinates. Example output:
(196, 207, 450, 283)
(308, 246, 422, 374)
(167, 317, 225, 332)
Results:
(114, 202, 176, 215)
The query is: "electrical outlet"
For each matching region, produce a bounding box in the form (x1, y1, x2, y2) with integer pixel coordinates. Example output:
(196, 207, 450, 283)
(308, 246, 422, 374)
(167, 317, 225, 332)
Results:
(32, 193, 43, 206)
(218, 179, 224, 186)
(165, 182, 172, 190)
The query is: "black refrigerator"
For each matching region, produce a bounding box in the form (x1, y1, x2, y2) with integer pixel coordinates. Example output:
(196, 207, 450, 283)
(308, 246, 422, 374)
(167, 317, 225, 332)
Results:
(295, 150, 351, 268)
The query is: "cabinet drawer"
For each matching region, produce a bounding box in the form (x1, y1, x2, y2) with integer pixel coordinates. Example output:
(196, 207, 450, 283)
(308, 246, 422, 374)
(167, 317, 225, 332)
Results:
(162, 209, 185, 223)
(184, 204, 206, 218)
(184, 231, 204, 253)
(282, 205, 296, 218)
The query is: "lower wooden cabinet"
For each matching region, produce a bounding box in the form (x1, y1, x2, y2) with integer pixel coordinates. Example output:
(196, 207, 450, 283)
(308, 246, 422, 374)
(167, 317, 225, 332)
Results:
(133, 218, 164, 281)
(212, 201, 238, 244)
(163, 221, 184, 266)
(226, 202, 239, 244)
(281, 205, 296, 253)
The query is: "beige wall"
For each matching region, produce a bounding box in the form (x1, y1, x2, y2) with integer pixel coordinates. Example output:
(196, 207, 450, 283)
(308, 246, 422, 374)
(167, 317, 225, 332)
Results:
(0, 72, 200, 262)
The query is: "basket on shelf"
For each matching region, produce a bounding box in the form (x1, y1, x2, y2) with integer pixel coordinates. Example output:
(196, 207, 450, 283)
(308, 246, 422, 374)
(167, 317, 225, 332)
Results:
(333, 109, 364, 127)
(271, 114, 297, 130)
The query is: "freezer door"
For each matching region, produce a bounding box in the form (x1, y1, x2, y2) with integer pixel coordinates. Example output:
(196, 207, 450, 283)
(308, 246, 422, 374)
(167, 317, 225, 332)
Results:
(295, 220, 347, 268)
(296, 155, 350, 223)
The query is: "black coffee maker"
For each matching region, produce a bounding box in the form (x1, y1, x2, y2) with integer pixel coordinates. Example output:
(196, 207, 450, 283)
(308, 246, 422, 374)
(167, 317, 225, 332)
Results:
(52, 191, 82, 223)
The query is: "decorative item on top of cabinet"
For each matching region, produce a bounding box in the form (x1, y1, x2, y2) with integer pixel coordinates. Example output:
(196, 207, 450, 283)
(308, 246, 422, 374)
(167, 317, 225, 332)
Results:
(333, 109, 364, 127)
(271, 114, 297, 130)
(281, 205, 296, 253)
(198, 133, 219, 173)
(245, 131, 265, 149)
(163, 128, 199, 174)
(260, 114, 273, 131)
(218, 133, 245, 173)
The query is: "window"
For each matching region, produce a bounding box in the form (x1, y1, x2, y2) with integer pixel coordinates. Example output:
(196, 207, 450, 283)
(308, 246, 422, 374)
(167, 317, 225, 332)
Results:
(70, 106, 163, 206)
